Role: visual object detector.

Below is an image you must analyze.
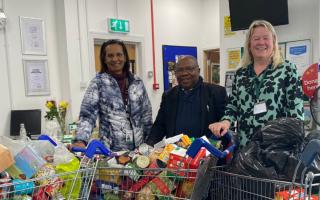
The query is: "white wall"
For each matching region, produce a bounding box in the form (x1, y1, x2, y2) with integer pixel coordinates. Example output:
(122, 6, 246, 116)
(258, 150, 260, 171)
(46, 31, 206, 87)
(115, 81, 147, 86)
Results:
(200, 0, 220, 50)
(0, 0, 62, 136)
(0, 19, 11, 136)
(219, 0, 319, 86)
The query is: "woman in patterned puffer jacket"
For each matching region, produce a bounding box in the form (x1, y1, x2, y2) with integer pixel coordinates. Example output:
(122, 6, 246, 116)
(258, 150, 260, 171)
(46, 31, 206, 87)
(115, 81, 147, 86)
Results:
(74, 39, 152, 151)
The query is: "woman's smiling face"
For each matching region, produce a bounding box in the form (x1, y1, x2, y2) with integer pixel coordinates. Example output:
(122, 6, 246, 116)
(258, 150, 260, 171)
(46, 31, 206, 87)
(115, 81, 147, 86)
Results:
(249, 26, 274, 62)
(104, 44, 126, 75)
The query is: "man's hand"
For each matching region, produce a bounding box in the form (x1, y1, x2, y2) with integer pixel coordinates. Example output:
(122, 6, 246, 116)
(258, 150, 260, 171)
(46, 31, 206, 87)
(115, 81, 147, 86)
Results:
(208, 120, 231, 137)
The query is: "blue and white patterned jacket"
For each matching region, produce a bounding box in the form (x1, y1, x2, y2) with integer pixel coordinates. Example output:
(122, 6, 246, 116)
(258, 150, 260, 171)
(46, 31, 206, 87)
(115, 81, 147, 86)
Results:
(75, 72, 152, 151)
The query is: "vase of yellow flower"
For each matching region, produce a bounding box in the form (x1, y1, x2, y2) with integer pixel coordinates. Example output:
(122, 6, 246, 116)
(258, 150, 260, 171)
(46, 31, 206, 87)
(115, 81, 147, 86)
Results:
(44, 100, 69, 141)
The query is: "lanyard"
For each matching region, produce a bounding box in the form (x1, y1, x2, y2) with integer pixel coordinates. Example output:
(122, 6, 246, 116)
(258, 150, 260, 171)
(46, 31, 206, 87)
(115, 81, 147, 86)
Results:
(253, 69, 268, 100)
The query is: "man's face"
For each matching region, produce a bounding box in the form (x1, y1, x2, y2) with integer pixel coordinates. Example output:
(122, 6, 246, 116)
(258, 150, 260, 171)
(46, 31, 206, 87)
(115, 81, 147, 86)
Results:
(175, 58, 200, 90)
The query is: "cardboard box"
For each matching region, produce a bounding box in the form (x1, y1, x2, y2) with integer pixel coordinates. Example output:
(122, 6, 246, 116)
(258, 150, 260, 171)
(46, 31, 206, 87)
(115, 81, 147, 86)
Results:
(0, 144, 15, 172)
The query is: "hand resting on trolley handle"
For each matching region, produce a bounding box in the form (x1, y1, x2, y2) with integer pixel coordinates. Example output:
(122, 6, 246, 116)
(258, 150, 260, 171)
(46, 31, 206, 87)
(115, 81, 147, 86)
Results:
(187, 131, 236, 200)
(292, 139, 320, 193)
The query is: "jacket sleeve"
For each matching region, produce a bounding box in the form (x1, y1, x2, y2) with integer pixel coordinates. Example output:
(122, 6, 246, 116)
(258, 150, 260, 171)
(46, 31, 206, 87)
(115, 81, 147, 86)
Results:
(221, 71, 239, 127)
(213, 85, 228, 121)
(285, 62, 304, 120)
(140, 83, 153, 141)
(146, 93, 167, 146)
(75, 78, 100, 143)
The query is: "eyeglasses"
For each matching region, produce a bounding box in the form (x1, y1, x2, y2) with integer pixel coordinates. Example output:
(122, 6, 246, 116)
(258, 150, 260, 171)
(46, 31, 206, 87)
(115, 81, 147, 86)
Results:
(174, 66, 197, 74)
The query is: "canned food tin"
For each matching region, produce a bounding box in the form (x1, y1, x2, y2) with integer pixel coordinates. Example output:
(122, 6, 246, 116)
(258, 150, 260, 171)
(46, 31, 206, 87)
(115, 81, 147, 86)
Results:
(135, 155, 150, 169)
(138, 143, 152, 156)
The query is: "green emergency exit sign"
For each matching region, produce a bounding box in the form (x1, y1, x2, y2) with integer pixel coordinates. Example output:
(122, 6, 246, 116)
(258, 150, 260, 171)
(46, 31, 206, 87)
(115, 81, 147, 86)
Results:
(108, 18, 130, 33)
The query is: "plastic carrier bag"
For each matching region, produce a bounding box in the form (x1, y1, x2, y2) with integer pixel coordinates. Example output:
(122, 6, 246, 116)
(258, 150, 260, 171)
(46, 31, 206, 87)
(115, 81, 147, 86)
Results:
(55, 157, 81, 199)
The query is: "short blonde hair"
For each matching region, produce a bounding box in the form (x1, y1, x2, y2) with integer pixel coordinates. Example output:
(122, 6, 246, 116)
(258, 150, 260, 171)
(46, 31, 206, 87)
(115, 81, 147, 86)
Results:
(241, 20, 284, 69)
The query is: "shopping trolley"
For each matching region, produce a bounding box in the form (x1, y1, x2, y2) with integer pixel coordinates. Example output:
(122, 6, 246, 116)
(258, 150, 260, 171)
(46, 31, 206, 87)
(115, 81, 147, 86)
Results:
(209, 139, 320, 200)
(0, 136, 112, 200)
(91, 132, 236, 200)
(69, 139, 113, 199)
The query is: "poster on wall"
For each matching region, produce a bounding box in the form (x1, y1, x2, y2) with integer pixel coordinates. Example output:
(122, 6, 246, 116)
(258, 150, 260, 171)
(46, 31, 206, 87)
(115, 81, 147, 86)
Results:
(286, 39, 311, 76)
(224, 16, 235, 37)
(225, 71, 236, 96)
(278, 42, 286, 59)
(162, 45, 197, 91)
(227, 47, 242, 69)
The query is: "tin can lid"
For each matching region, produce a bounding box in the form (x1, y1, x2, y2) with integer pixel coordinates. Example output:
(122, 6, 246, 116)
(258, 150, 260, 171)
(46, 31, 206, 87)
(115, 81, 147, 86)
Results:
(136, 155, 150, 168)
(138, 143, 152, 156)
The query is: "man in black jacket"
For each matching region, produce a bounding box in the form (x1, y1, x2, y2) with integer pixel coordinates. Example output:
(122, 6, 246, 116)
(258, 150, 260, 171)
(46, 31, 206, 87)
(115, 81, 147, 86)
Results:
(147, 55, 227, 145)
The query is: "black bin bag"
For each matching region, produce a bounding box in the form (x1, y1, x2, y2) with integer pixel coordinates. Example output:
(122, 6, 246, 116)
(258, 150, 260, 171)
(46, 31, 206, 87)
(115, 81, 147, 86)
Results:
(228, 118, 305, 199)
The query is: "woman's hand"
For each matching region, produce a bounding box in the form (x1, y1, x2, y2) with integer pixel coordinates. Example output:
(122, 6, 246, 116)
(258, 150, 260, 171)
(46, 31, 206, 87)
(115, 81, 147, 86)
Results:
(67, 140, 86, 151)
(208, 120, 231, 137)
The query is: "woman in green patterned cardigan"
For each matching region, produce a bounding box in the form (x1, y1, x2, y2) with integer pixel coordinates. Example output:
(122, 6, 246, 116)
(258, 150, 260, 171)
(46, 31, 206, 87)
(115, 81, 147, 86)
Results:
(209, 20, 304, 147)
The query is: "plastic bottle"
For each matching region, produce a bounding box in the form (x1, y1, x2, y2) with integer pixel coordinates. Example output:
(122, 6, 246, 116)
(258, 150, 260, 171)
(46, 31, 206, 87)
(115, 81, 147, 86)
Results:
(19, 123, 29, 141)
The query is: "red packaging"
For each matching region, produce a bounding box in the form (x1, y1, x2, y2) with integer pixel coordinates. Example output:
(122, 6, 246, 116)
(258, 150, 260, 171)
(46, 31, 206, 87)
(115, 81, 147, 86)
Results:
(275, 188, 319, 200)
(186, 147, 206, 169)
(144, 159, 166, 176)
(167, 153, 186, 177)
(32, 188, 49, 200)
(128, 177, 151, 192)
(120, 177, 135, 191)
(44, 177, 63, 197)
(167, 147, 206, 178)
(147, 172, 175, 197)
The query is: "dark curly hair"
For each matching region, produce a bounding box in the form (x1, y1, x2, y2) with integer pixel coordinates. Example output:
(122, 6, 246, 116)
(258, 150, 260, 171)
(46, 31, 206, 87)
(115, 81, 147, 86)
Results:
(99, 39, 130, 74)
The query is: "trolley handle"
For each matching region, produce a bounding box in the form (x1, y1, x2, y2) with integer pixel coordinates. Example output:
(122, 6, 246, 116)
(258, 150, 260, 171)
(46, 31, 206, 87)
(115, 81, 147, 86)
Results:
(71, 139, 111, 159)
(300, 139, 320, 167)
(37, 134, 57, 147)
(186, 131, 236, 159)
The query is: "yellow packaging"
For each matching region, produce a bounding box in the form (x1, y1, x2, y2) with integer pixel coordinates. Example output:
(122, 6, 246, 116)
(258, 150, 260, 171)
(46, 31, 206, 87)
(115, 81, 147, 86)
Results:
(181, 135, 192, 147)
(158, 144, 175, 163)
(136, 185, 155, 200)
(98, 168, 121, 184)
(149, 148, 163, 163)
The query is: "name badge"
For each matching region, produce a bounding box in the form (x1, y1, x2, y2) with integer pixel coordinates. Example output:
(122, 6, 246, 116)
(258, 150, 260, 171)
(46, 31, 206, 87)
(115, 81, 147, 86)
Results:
(253, 102, 267, 115)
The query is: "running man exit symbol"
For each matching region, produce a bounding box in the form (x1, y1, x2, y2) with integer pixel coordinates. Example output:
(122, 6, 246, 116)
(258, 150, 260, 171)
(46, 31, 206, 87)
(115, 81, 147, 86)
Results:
(108, 18, 130, 33)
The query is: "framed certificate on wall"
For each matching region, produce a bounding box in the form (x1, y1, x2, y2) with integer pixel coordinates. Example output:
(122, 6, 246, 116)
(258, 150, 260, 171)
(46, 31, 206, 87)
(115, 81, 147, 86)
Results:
(23, 59, 50, 96)
(20, 17, 47, 55)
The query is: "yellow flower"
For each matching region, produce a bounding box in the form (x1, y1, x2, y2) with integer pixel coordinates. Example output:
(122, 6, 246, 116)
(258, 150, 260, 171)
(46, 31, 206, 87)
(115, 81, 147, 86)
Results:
(59, 101, 69, 110)
(46, 101, 55, 109)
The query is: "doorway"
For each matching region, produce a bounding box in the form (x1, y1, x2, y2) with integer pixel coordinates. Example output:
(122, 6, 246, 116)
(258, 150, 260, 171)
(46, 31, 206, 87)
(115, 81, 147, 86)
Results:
(203, 49, 220, 84)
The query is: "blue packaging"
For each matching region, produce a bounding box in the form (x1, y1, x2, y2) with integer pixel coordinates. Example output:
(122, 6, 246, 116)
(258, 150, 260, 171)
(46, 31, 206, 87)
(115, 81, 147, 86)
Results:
(12, 179, 35, 195)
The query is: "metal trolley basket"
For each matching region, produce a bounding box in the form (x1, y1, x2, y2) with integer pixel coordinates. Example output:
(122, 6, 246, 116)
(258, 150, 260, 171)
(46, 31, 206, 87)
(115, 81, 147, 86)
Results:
(0, 137, 112, 200)
(89, 133, 236, 200)
(209, 139, 320, 200)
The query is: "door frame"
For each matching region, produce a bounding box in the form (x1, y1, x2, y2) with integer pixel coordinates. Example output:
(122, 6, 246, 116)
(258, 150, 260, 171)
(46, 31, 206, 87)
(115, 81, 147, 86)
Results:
(202, 47, 220, 84)
(88, 32, 145, 79)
